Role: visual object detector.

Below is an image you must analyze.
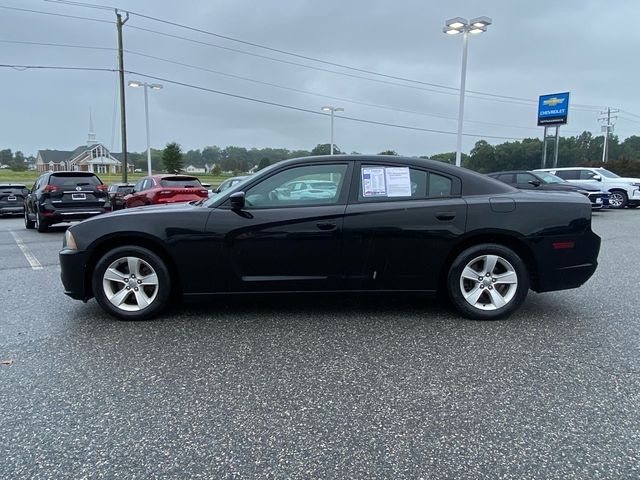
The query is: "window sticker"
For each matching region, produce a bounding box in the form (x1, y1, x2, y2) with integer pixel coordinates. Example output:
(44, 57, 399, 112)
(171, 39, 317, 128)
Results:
(362, 168, 387, 197)
(385, 167, 412, 197)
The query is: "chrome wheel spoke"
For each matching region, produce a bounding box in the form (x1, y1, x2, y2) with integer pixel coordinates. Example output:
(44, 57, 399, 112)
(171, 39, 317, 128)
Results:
(133, 289, 152, 309)
(461, 266, 480, 281)
(487, 288, 507, 308)
(104, 267, 126, 284)
(463, 285, 484, 305)
(109, 287, 131, 306)
(494, 271, 517, 284)
(139, 272, 158, 286)
(127, 257, 140, 277)
(484, 255, 498, 275)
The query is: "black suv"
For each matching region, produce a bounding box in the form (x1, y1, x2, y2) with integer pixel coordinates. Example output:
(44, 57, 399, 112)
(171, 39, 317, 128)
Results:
(24, 172, 111, 232)
(107, 183, 134, 210)
(0, 184, 28, 216)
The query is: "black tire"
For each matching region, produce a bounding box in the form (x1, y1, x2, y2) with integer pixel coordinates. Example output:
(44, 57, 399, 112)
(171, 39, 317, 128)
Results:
(447, 243, 529, 321)
(92, 246, 171, 321)
(24, 209, 35, 229)
(608, 190, 628, 209)
(35, 211, 48, 233)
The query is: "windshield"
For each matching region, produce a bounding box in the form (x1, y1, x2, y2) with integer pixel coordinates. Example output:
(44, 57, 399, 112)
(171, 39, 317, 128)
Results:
(597, 168, 620, 178)
(536, 172, 565, 184)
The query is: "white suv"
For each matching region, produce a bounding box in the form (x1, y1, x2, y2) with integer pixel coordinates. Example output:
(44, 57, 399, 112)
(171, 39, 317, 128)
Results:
(535, 167, 640, 209)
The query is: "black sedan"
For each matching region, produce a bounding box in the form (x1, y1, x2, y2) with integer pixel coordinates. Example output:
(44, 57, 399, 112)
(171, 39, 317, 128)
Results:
(487, 170, 609, 209)
(60, 156, 601, 321)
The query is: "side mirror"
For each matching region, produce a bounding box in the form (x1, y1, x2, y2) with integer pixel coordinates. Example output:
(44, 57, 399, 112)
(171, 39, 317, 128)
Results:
(592, 174, 602, 181)
(229, 191, 245, 210)
(528, 180, 541, 187)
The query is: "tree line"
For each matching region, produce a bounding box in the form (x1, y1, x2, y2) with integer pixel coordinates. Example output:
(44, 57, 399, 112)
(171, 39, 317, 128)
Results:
(2, 131, 640, 176)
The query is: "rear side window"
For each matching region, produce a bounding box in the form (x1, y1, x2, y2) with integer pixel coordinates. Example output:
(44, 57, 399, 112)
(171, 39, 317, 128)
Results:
(49, 174, 101, 188)
(554, 170, 579, 180)
(357, 166, 452, 201)
(160, 177, 202, 188)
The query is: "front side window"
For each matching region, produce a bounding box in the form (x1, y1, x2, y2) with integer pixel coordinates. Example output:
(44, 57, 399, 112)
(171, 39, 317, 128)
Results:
(515, 173, 536, 184)
(244, 164, 347, 208)
(579, 170, 600, 180)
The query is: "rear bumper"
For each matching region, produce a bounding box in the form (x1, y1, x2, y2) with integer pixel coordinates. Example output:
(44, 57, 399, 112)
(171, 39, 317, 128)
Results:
(533, 229, 601, 293)
(0, 205, 24, 214)
(59, 248, 91, 300)
(42, 206, 110, 224)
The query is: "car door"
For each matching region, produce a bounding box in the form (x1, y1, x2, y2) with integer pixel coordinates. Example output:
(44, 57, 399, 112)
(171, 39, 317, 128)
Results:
(127, 178, 152, 207)
(341, 162, 467, 291)
(205, 162, 352, 292)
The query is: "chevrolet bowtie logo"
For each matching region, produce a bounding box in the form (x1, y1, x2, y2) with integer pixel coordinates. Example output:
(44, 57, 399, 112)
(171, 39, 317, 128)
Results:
(543, 97, 566, 107)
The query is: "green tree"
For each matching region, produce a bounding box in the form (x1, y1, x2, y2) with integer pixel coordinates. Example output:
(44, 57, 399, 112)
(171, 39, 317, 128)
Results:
(378, 150, 398, 156)
(162, 142, 183, 174)
(257, 157, 271, 171)
(0, 149, 12, 167)
(212, 164, 221, 176)
(311, 144, 342, 155)
(11, 151, 27, 171)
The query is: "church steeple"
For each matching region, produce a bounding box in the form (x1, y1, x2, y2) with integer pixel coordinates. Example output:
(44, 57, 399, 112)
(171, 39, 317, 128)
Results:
(87, 108, 97, 146)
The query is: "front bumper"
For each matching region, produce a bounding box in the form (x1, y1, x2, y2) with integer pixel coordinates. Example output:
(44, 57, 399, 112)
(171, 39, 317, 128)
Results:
(59, 248, 91, 301)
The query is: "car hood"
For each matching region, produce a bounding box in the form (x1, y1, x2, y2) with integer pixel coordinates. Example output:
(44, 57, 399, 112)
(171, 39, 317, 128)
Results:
(615, 177, 640, 184)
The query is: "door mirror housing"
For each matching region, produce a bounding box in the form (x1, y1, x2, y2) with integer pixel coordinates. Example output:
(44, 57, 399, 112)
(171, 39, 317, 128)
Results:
(229, 191, 245, 210)
(592, 174, 602, 181)
(528, 179, 541, 187)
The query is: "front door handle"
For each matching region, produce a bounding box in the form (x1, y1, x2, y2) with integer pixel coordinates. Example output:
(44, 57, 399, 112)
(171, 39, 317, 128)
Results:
(316, 222, 337, 231)
(435, 212, 456, 221)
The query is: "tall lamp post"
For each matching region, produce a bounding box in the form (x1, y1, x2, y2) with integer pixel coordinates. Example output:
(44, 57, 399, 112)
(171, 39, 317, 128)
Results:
(128, 80, 163, 176)
(321, 105, 344, 154)
(443, 16, 492, 167)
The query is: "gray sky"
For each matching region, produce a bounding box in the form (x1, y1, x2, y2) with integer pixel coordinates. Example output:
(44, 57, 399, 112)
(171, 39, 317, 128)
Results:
(1, 0, 639, 157)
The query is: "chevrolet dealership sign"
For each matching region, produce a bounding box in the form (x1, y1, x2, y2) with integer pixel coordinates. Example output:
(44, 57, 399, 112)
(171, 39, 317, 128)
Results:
(538, 92, 570, 126)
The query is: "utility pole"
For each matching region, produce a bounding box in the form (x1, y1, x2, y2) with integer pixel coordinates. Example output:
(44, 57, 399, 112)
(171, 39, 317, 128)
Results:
(116, 9, 129, 182)
(598, 107, 618, 163)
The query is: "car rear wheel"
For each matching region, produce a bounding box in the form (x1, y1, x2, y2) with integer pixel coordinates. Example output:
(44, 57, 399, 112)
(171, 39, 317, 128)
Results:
(35, 212, 48, 232)
(447, 244, 529, 320)
(92, 246, 171, 321)
(608, 190, 628, 209)
(24, 209, 34, 229)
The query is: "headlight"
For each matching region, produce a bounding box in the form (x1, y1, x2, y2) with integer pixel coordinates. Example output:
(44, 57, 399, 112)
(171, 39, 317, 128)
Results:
(64, 229, 78, 250)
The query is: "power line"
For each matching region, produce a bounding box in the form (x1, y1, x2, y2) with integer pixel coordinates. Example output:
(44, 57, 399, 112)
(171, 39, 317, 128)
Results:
(0, 38, 535, 129)
(0, 4, 112, 24)
(126, 70, 528, 141)
(0, 64, 117, 72)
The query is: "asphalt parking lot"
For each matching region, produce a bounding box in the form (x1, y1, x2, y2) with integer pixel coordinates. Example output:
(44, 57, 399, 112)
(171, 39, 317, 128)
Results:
(1, 211, 639, 479)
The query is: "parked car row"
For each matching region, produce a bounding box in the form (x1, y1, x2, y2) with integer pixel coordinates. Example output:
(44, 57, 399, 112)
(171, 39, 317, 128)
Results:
(487, 170, 610, 210)
(10, 171, 247, 231)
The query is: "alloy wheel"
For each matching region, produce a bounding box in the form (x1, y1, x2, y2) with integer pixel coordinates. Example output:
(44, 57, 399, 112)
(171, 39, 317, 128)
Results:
(459, 254, 518, 311)
(102, 256, 159, 312)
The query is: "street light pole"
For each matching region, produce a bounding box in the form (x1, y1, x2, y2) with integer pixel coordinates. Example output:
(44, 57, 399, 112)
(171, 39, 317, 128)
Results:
(455, 30, 469, 169)
(128, 80, 163, 176)
(443, 16, 492, 167)
(321, 106, 344, 155)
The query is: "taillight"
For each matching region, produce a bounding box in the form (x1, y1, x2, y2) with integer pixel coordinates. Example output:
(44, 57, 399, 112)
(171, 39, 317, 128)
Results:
(43, 185, 59, 193)
(198, 190, 208, 197)
(97, 184, 108, 191)
(553, 241, 575, 250)
(157, 190, 174, 196)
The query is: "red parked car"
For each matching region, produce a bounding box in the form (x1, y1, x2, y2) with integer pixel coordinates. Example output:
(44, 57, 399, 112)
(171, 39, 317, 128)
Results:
(124, 175, 208, 208)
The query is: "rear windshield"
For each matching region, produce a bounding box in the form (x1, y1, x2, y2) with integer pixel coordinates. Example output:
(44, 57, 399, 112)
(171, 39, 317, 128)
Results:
(0, 185, 28, 194)
(117, 186, 133, 193)
(159, 177, 202, 188)
(49, 174, 102, 188)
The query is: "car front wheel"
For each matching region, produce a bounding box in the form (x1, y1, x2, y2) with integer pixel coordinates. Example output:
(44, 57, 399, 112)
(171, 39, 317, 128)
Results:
(92, 246, 171, 320)
(447, 244, 529, 320)
(608, 190, 628, 209)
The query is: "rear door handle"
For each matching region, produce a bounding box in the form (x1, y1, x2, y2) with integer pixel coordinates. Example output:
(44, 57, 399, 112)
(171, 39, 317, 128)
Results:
(316, 222, 337, 231)
(435, 212, 456, 221)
